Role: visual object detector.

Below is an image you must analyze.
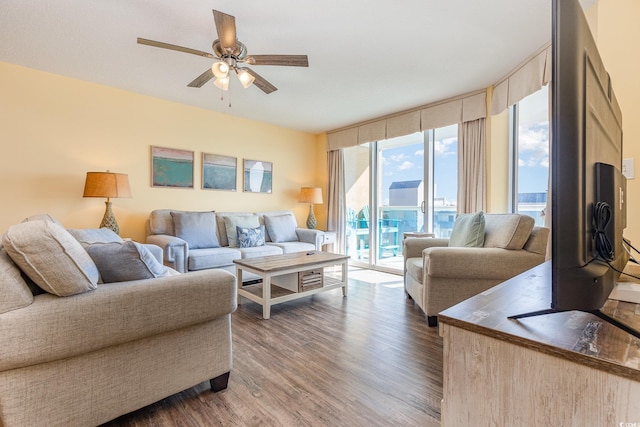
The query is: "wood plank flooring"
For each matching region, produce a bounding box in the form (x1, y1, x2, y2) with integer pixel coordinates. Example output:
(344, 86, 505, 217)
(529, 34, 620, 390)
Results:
(102, 268, 443, 427)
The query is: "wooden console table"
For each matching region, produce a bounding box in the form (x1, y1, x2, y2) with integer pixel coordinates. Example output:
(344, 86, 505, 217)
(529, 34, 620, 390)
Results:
(439, 261, 640, 426)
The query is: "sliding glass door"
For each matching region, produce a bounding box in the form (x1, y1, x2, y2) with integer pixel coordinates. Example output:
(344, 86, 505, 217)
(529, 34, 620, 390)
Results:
(345, 124, 458, 272)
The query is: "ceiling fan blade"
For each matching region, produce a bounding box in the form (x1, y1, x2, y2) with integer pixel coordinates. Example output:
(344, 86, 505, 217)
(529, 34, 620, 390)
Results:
(213, 10, 237, 51)
(246, 68, 278, 94)
(248, 55, 309, 67)
(137, 38, 213, 59)
(187, 68, 214, 88)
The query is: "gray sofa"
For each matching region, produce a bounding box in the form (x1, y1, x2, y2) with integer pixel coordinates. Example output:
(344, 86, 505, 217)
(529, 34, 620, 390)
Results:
(0, 218, 237, 426)
(404, 213, 549, 326)
(146, 209, 325, 274)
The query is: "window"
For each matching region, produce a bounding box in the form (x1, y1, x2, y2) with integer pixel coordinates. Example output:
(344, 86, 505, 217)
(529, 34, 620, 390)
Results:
(510, 85, 549, 226)
(344, 125, 458, 272)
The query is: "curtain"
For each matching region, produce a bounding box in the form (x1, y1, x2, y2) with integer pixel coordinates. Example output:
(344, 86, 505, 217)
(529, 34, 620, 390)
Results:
(327, 149, 346, 254)
(457, 118, 486, 213)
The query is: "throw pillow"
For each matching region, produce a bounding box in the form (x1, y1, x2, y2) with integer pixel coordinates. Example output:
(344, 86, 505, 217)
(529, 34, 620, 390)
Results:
(0, 246, 34, 314)
(448, 211, 485, 247)
(2, 220, 99, 296)
(68, 227, 123, 246)
(170, 211, 220, 249)
(85, 240, 173, 283)
(483, 214, 535, 250)
(263, 213, 298, 243)
(222, 215, 260, 248)
(237, 225, 266, 248)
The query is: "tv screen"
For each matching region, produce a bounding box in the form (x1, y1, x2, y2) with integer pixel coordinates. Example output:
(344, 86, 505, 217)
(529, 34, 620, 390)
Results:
(511, 0, 638, 338)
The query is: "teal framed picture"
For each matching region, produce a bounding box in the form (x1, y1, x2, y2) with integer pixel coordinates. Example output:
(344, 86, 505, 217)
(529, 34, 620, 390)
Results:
(151, 146, 194, 188)
(243, 159, 272, 193)
(202, 153, 237, 191)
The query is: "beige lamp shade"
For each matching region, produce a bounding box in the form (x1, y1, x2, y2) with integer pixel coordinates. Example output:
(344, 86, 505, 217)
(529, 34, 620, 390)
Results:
(83, 172, 132, 199)
(298, 187, 323, 205)
(83, 171, 131, 235)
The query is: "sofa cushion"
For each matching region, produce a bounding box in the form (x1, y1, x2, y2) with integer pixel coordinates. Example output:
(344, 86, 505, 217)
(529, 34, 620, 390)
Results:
(238, 244, 283, 258)
(170, 211, 220, 249)
(267, 241, 316, 254)
(2, 220, 99, 296)
(264, 213, 298, 243)
(448, 211, 485, 247)
(222, 214, 260, 248)
(237, 225, 266, 248)
(188, 247, 241, 270)
(484, 214, 535, 250)
(0, 246, 34, 314)
(68, 227, 123, 245)
(86, 241, 173, 283)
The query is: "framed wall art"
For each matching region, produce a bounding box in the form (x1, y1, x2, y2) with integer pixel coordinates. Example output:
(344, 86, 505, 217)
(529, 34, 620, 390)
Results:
(202, 153, 237, 191)
(151, 146, 194, 188)
(243, 159, 272, 193)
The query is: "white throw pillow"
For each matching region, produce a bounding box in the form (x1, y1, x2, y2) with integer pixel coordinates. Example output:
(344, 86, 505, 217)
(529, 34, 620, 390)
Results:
(264, 213, 298, 243)
(2, 220, 99, 296)
(222, 215, 260, 248)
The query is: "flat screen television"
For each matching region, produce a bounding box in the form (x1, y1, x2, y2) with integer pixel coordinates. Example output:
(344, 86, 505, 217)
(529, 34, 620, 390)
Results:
(510, 0, 639, 338)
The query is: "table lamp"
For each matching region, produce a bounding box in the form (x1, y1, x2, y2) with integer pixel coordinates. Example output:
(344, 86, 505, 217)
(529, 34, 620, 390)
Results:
(298, 187, 323, 229)
(83, 171, 132, 235)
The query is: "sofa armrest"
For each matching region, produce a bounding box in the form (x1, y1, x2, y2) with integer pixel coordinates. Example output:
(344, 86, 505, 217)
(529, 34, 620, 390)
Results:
(146, 234, 188, 273)
(424, 247, 545, 280)
(0, 269, 237, 372)
(403, 237, 449, 258)
(296, 228, 324, 251)
(142, 243, 163, 264)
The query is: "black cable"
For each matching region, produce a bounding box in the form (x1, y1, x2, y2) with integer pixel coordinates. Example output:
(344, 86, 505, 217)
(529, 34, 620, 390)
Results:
(593, 201, 614, 261)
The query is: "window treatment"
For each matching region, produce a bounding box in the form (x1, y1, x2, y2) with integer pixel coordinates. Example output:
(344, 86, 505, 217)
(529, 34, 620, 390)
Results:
(457, 118, 486, 213)
(327, 149, 346, 254)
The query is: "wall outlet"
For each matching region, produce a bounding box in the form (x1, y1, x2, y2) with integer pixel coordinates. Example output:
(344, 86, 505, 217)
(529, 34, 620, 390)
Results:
(623, 158, 634, 179)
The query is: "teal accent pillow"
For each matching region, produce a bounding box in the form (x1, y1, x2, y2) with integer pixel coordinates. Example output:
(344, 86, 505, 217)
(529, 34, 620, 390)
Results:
(448, 211, 485, 247)
(170, 211, 220, 249)
(237, 225, 266, 248)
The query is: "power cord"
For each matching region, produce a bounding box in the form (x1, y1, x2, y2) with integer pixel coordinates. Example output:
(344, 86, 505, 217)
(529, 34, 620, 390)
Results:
(593, 201, 614, 261)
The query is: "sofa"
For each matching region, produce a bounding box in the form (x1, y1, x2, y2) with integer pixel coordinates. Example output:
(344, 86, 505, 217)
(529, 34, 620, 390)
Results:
(403, 212, 549, 326)
(146, 209, 325, 274)
(0, 217, 237, 426)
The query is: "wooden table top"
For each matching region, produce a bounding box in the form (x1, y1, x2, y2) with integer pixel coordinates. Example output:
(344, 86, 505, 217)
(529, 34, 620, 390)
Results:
(439, 261, 640, 381)
(233, 251, 349, 273)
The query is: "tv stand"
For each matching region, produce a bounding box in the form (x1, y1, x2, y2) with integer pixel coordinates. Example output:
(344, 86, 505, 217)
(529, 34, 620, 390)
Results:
(509, 307, 640, 339)
(438, 262, 640, 426)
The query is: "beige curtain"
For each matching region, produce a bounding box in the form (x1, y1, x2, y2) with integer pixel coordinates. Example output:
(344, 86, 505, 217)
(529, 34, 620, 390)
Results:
(457, 118, 486, 213)
(327, 149, 346, 254)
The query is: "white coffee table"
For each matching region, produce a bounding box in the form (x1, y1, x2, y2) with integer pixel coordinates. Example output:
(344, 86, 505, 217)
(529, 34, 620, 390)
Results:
(234, 251, 349, 319)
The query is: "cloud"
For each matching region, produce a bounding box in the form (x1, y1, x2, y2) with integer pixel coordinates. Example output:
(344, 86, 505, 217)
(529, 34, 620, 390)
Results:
(415, 149, 424, 156)
(518, 125, 549, 168)
(399, 161, 413, 170)
(435, 137, 457, 157)
(390, 153, 407, 162)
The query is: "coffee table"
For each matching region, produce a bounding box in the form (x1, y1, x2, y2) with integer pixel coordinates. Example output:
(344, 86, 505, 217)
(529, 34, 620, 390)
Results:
(234, 251, 349, 319)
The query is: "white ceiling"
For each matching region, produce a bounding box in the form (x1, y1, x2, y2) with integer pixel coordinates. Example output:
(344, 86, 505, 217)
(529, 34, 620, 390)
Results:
(0, 0, 597, 134)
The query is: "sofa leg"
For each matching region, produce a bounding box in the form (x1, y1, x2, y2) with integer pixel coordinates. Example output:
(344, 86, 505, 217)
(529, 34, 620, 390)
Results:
(210, 372, 230, 392)
(427, 316, 438, 327)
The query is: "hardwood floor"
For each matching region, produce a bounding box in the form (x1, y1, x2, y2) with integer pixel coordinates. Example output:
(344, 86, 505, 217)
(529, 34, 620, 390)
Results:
(102, 268, 443, 427)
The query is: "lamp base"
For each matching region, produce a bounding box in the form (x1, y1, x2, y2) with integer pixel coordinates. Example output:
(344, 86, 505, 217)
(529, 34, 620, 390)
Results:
(306, 205, 317, 229)
(100, 200, 120, 235)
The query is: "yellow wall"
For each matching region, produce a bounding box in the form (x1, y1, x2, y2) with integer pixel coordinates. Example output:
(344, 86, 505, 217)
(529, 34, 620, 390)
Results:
(589, 0, 640, 245)
(0, 62, 324, 241)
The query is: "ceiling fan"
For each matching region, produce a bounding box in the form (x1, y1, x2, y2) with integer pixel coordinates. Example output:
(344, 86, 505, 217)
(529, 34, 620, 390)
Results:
(137, 9, 309, 94)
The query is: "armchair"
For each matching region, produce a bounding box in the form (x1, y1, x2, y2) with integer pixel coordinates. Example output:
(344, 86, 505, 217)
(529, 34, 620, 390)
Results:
(403, 213, 549, 326)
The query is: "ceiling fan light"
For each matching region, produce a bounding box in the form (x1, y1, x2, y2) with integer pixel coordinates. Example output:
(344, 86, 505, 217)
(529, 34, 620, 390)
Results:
(237, 68, 256, 88)
(214, 76, 230, 91)
(211, 61, 229, 79)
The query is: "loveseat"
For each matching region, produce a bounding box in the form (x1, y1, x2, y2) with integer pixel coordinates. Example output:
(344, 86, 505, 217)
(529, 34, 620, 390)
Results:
(146, 209, 325, 274)
(0, 217, 237, 426)
(403, 212, 549, 326)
